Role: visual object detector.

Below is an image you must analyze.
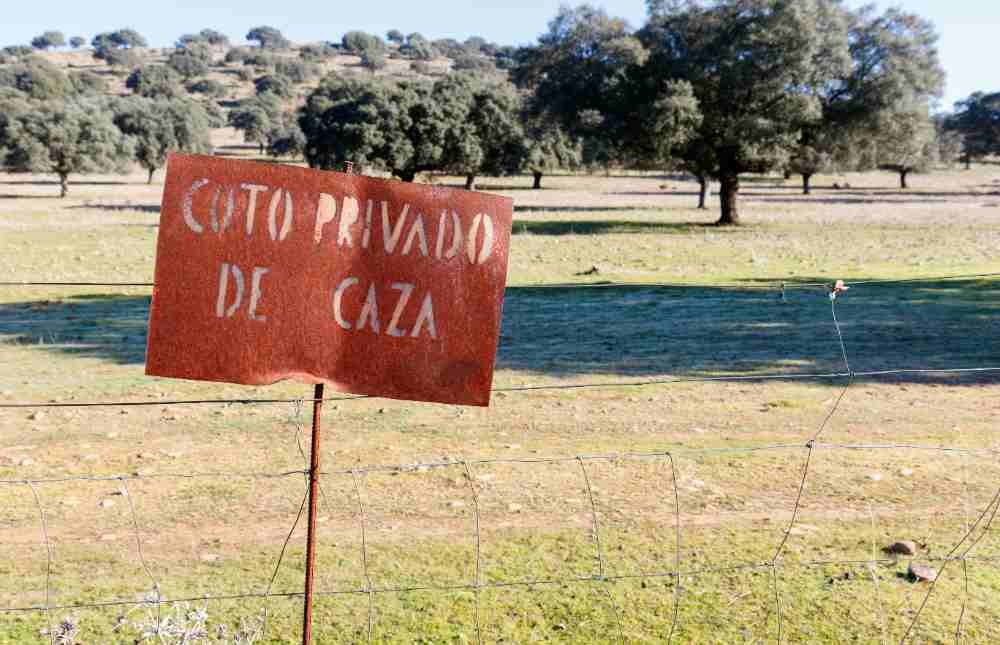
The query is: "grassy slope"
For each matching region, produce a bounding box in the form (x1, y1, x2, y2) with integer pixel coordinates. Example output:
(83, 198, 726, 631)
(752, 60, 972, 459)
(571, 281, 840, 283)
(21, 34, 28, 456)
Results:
(1, 156, 1000, 642)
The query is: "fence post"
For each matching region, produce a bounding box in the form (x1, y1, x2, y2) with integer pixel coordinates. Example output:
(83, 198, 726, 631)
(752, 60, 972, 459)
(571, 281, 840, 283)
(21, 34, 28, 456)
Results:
(301, 383, 324, 645)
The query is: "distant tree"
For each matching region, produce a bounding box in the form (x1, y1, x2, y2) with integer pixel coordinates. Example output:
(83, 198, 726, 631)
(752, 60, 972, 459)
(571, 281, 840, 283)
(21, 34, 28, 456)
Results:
(112, 29, 147, 48)
(464, 36, 489, 53)
(224, 46, 252, 64)
(299, 75, 524, 185)
(167, 49, 210, 79)
(93, 29, 147, 65)
(0, 99, 134, 197)
(513, 5, 649, 176)
(113, 96, 213, 182)
(452, 53, 495, 74)
(435, 75, 525, 190)
(179, 29, 229, 48)
(103, 48, 142, 69)
(243, 52, 275, 69)
(787, 5, 945, 194)
(945, 92, 1000, 168)
(275, 59, 318, 83)
(186, 78, 227, 97)
(935, 117, 964, 167)
(126, 65, 184, 98)
(522, 117, 582, 189)
(300, 77, 430, 180)
(254, 74, 293, 98)
(265, 112, 306, 158)
(2, 45, 34, 58)
(410, 60, 434, 76)
(0, 58, 73, 100)
(342, 31, 384, 54)
(360, 49, 387, 73)
(69, 36, 86, 49)
(630, 0, 945, 224)
(246, 26, 290, 49)
(872, 101, 939, 189)
(299, 43, 335, 62)
(399, 34, 436, 61)
(69, 70, 108, 95)
(431, 38, 466, 59)
(229, 94, 283, 153)
(386, 30, 405, 45)
(31, 31, 66, 50)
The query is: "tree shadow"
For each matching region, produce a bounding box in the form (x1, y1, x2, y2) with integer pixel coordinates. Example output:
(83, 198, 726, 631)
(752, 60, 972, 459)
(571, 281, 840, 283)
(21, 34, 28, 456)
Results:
(0, 179, 135, 186)
(514, 206, 674, 214)
(0, 279, 996, 385)
(0, 194, 52, 200)
(67, 204, 161, 214)
(512, 220, 718, 236)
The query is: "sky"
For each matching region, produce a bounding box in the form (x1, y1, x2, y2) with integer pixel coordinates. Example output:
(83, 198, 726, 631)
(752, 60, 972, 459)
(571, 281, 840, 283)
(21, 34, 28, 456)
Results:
(2, 0, 997, 109)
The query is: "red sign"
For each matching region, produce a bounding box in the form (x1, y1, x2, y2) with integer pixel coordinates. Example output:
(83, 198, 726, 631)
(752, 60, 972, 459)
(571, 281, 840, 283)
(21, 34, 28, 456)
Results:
(146, 154, 513, 406)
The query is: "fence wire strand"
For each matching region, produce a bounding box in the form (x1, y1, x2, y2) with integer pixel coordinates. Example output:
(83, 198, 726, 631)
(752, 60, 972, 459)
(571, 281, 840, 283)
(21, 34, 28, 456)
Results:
(2, 274, 1000, 640)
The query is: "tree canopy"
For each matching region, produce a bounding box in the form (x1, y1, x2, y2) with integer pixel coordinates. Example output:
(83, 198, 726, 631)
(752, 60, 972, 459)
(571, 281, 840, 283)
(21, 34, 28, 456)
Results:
(246, 26, 290, 49)
(31, 31, 66, 50)
(0, 98, 134, 196)
(112, 96, 213, 182)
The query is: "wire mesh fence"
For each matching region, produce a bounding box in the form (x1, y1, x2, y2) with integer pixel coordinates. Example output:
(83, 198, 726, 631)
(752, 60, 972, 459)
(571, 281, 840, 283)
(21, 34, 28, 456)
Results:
(1, 274, 999, 643)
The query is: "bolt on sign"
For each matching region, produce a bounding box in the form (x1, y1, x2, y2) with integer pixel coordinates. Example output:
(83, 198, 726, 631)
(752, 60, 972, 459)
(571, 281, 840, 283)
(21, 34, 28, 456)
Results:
(146, 154, 513, 406)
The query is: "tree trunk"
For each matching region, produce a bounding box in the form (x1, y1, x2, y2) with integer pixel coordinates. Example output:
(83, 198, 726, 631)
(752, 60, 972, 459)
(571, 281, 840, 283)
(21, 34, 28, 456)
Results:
(783, 169, 792, 180)
(59, 174, 69, 198)
(900, 170, 909, 190)
(147, 168, 155, 184)
(697, 174, 708, 210)
(465, 174, 476, 191)
(965, 155, 972, 170)
(258, 143, 265, 154)
(802, 173, 812, 195)
(532, 171, 543, 190)
(717, 173, 740, 225)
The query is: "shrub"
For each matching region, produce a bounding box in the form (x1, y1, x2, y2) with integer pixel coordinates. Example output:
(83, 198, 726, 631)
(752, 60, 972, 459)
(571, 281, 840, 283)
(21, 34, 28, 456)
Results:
(186, 78, 227, 97)
(342, 31, 384, 54)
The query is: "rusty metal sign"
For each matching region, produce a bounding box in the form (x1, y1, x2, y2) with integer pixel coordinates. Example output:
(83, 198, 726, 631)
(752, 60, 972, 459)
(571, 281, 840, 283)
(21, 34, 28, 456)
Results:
(146, 154, 513, 406)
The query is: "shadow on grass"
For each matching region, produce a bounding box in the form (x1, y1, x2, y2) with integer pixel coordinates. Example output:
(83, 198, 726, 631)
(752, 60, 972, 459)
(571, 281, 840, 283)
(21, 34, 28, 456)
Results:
(515, 206, 674, 214)
(512, 220, 718, 236)
(0, 279, 997, 385)
(67, 204, 161, 213)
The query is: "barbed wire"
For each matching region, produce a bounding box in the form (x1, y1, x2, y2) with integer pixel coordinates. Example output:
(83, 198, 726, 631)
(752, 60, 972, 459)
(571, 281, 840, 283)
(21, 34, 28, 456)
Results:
(2, 273, 1000, 642)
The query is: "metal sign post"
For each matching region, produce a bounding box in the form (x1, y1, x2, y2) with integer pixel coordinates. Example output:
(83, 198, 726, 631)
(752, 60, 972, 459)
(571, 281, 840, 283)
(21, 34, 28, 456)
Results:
(302, 381, 324, 644)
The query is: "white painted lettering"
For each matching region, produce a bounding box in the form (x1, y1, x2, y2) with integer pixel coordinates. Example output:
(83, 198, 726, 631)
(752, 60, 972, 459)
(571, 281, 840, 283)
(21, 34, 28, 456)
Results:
(210, 186, 236, 233)
(338, 196, 360, 247)
(402, 214, 429, 257)
(313, 193, 337, 244)
(333, 277, 358, 330)
(382, 203, 409, 254)
(387, 283, 415, 337)
(267, 189, 294, 241)
(411, 293, 437, 339)
(445, 211, 463, 259)
(248, 267, 270, 321)
(241, 183, 269, 237)
(215, 263, 244, 318)
(182, 178, 210, 234)
(356, 284, 381, 333)
(362, 200, 374, 249)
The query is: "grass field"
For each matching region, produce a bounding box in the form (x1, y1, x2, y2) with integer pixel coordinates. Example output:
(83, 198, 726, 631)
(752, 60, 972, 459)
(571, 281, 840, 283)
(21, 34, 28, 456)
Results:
(2, 152, 1000, 643)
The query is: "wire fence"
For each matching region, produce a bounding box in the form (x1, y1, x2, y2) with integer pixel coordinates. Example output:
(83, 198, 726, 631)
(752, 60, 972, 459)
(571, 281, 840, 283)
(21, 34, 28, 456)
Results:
(1, 274, 999, 643)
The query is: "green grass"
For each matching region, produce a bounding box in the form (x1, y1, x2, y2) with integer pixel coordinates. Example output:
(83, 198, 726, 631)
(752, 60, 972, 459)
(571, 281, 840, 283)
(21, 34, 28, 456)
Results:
(3, 164, 1000, 641)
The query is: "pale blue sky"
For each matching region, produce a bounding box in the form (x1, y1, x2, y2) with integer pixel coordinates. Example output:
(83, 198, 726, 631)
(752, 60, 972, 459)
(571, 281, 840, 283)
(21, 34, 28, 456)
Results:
(2, 1, 997, 109)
